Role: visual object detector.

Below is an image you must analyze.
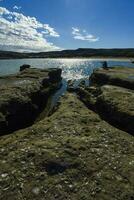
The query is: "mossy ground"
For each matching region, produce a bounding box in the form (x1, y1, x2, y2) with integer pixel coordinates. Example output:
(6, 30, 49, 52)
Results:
(0, 93, 133, 200)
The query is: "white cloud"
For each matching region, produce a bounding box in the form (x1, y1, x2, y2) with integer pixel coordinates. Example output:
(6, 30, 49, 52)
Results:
(0, 7, 60, 52)
(13, 5, 21, 10)
(72, 27, 99, 42)
(0, 7, 9, 15)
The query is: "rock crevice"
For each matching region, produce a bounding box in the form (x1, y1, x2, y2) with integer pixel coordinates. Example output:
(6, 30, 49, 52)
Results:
(77, 67, 134, 134)
(0, 67, 62, 134)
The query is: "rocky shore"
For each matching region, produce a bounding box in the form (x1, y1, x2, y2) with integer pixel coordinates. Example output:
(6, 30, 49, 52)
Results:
(77, 67, 134, 134)
(0, 66, 134, 200)
(0, 67, 62, 134)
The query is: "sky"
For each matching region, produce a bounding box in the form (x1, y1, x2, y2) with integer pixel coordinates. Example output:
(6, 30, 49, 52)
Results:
(0, 0, 134, 52)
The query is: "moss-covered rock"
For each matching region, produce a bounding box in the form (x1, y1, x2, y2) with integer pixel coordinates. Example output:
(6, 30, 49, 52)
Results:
(77, 67, 134, 134)
(96, 85, 134, 134)
(0, 93, 133, 200)
(0, 68, 62, 134)
(90, 66, 134, 90)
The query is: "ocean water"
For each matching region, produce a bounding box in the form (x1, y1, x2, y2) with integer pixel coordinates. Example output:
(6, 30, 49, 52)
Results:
(0, 58, 134, 80)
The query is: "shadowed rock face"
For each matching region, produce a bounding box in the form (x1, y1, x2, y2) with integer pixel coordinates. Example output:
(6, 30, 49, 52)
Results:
(0, 93, 133, 200)
(20, 64, 31, 71)
(77, 67, 134, 134)
(0, 68, 62, 134)
(96, 85, 134, 133)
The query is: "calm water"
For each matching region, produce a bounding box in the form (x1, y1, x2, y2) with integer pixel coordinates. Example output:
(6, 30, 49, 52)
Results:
(0, 58, 134, 80)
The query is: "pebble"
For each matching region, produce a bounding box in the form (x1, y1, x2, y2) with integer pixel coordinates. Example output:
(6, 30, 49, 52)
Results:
(32, 187, 40, 195)
(1, 173, 8, 178)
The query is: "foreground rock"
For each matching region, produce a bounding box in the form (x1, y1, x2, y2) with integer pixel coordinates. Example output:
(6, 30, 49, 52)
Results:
(0, 68, 62, 134)
(0, 93, 133, 200)
(77, 67, 134, 134)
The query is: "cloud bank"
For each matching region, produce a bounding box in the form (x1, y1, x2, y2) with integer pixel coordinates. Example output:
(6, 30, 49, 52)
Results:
(0, 7, 60, 52)
(72, 27, 99, 42)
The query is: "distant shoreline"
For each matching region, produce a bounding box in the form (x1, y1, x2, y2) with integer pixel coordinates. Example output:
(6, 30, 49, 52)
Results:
(0, 48, 134, 60)
(0, 57, 134, 61)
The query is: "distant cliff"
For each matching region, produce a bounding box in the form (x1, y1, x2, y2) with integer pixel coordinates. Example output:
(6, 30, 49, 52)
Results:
(0, 48, 134, 59)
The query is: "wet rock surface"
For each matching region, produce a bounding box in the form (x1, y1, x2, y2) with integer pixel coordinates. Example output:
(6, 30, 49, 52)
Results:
(0, 68, 62, 134)
(0, 93, 134, 200)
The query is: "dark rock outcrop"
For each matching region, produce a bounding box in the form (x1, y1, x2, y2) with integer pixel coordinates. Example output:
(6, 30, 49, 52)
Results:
(0, 68, 62, 134)
(67, 80, 76, 92)
(48, 68, 62, 83)
(20, 64, 31, 71)
(102, 61, 108, 70)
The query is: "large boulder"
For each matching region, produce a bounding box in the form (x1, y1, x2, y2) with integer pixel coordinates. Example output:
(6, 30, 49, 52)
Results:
(48, 68, 62, 83)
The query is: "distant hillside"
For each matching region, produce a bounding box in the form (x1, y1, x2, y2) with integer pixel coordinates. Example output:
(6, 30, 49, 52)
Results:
(0, 48, 134, 59)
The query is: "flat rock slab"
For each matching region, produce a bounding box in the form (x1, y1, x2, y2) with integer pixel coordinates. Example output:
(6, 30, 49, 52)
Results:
(77, 84, 134, 134)
(96, 85, 134, 134)
(0, 93, 133, 200)
(76, 66, 134, 134)
(0, 68, 62, 134)
(90, 66, 134, 89)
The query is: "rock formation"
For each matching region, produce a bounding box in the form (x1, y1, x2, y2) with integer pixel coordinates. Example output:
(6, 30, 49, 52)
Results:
(0, 67, 62, 134)
(20, 64, 31, 71)
(0, 66, 133, 200)
(77, 67, 134, 134)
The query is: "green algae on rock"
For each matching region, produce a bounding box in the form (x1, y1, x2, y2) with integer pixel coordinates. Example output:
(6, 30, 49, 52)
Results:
(0, 93, 134, 200)
(0, 68, 62, 134)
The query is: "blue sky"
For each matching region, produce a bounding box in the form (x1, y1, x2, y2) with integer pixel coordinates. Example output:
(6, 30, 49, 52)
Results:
(0, 0, 134, 52)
